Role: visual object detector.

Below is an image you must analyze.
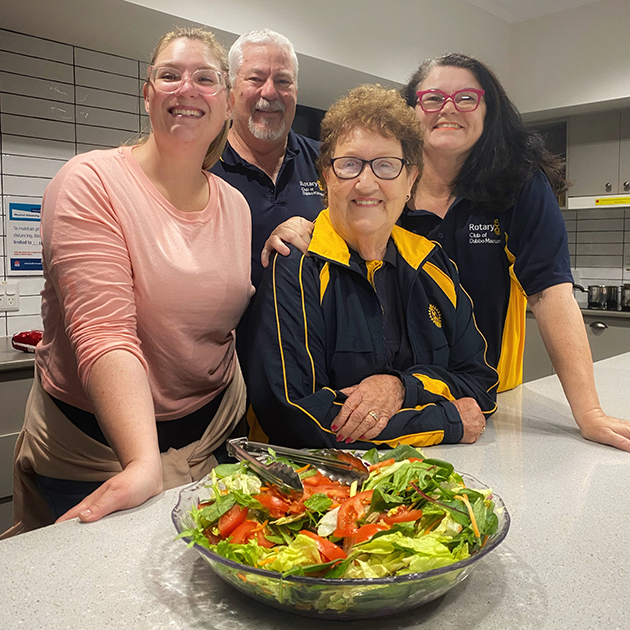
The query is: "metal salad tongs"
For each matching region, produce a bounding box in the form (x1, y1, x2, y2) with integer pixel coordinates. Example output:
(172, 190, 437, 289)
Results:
(226, 437, 369, 499)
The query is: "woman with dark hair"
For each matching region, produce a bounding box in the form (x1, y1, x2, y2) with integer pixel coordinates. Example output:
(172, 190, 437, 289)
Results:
(263, 54, 630, 451)
(400, 53, 567, 216)
(398, 53, 629, 451)
(399, 52, 569, 391)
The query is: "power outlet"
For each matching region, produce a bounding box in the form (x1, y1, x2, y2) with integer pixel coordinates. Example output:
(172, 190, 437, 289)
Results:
(0, 281, 20, 312)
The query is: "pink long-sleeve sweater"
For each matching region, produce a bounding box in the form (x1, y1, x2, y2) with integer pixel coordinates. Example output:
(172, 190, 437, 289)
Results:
(36, 146, 254, 420)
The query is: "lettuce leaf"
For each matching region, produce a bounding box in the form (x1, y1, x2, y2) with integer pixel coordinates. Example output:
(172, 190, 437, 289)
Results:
(263, 534, 321, 572)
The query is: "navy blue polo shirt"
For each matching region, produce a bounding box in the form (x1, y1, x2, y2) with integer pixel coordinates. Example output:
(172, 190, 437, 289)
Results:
(211, 130, 324, 288)
(399, 170, 573, 388)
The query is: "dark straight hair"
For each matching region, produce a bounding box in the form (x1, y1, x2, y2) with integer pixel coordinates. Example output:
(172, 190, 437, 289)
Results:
(402, 53, 568, 212)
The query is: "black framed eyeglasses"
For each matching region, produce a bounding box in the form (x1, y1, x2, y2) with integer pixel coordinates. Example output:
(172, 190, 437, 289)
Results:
(330, 156, 408, 180)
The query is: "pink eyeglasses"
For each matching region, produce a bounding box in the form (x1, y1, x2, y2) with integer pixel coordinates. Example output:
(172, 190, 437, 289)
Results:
(415, 88, 485, 113)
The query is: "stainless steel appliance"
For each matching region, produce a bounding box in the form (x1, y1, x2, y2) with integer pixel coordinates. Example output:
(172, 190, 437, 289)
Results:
(605, 285, 619, 311)
(588, 285, 607, 310)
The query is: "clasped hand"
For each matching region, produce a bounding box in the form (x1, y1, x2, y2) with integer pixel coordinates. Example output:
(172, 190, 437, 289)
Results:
(332, 374, 405, 443)
(331, 375, 486, 444)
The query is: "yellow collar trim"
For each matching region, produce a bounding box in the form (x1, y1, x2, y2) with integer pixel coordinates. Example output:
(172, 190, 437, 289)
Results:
(308, 209, 351, 266)
(308, 210, 436, 270)
(390, 225, 436, 269)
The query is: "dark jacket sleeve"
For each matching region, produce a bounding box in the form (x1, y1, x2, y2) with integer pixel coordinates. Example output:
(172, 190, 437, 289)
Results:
(246, 248, 344, 448)
(393, 261, 498, 443)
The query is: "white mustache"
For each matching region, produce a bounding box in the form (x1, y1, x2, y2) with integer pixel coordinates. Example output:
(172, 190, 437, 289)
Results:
(253, 98, 285, 113)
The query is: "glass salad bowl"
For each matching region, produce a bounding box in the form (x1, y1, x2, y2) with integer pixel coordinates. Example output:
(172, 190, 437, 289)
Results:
(172, 471, 510, 620)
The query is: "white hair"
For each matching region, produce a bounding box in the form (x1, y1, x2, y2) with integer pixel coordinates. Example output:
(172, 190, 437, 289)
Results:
(228, 29, 298, 87)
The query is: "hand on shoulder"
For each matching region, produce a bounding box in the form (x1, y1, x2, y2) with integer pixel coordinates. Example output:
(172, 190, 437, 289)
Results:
(261, 216, 315, 268)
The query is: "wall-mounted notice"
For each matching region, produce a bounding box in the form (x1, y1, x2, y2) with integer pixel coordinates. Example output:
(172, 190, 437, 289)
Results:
(6, 202, 42, 275)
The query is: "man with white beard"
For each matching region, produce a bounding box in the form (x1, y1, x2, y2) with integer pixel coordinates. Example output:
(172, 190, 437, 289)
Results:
(211, 29, 323, 289)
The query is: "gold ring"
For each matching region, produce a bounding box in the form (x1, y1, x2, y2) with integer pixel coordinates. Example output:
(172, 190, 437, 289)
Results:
(368, 411, 379, 421)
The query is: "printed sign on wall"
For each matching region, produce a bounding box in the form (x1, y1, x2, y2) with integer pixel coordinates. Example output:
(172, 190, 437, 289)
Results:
(6, 202, 42, 275)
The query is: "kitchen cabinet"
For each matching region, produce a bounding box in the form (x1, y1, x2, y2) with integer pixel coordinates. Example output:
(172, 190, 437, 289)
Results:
(0, 339, 34, 535)
(523, 310, 630, 383)
(567, 108, 630, 196)
(523, 311, 554, 382)
(523, 310, 630, 387)
(583, 312, 630, 362)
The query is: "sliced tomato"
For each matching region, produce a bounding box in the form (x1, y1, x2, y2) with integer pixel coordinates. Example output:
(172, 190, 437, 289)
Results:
(255, 529, 276, 548)
(319, 485, 352, 500)
(304, 484, 351, 502)
(229, 520, 259, 544)
(344, 522, 390, 550)
(381, 506, 423, 525)
(253, 493, 291, 518)
(334, 490, 374, 537)
(303, 472, 347, 486)
(218, 504, 249, 538)
(287, 500, 307, 515)
(299, 530, 347, 562)
(302, 472, 329, 487)
(353, 522, 390, 544)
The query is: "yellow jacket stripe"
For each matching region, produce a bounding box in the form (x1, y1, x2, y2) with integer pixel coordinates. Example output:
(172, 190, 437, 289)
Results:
(496, 236, 527, 392)
(272, 254, 336, 435)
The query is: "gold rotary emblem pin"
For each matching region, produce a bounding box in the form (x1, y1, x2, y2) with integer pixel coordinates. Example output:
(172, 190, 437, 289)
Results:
(493, 219, 501, 236)
(428, 304, 442, 328)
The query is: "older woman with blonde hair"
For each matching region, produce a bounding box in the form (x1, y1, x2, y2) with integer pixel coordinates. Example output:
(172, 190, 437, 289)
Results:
(4, 27, 254, 536)
(246, 84, 497, 449)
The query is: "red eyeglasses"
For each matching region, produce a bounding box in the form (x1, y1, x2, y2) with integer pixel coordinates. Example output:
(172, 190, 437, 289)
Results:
(415, 88, 485, 113)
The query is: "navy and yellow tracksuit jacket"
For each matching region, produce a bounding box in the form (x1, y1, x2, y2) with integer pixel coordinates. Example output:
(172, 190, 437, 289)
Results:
(246, 210, 498, 449)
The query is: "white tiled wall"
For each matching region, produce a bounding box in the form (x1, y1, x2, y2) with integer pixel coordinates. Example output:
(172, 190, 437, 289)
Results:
(0, 28, 146, 337)
(563, 207, 630, 307)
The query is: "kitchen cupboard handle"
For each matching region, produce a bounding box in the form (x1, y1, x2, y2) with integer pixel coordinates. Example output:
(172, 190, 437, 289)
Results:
(605, 182, 612, 192)
(589, 321, 608, 331)
(624, 181, 630, 192)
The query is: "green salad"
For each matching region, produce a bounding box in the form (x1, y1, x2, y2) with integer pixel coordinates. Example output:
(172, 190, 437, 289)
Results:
(178, 444, 500, 580)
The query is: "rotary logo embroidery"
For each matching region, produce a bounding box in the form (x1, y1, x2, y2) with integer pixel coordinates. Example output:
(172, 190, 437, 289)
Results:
(468, 219, 502, 244)
(429, 304, 442, 328)
(300, 180, 324, 197)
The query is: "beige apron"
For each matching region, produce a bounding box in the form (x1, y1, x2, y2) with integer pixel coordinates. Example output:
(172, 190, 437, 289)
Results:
(1, 362, 245, 538)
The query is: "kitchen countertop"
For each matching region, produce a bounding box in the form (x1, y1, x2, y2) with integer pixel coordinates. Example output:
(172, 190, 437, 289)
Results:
(526, 307, 630, 320)
(0, 337, 35, 373)
(1, 355, 629, 630)
(580, 308, 630, 319)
